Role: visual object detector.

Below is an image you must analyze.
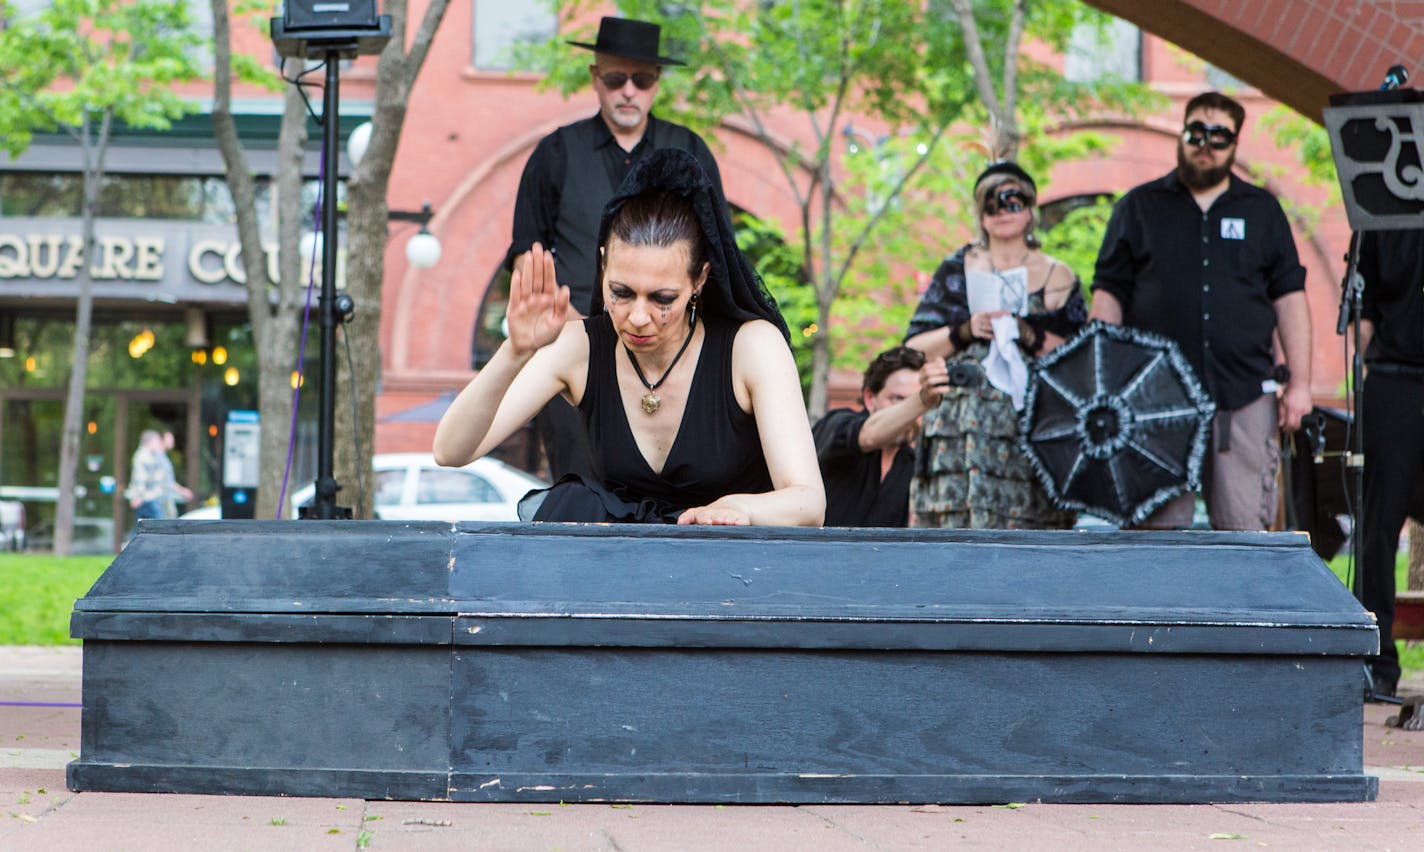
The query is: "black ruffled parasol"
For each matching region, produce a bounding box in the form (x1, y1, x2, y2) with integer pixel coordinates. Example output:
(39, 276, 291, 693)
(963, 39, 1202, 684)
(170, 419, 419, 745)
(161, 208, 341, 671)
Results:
(1019, 321, 1215, 526)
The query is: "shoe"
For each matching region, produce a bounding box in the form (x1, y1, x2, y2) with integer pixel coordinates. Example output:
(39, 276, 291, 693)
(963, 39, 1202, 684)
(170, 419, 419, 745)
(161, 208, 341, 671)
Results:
(1372, 675, 1398, 700)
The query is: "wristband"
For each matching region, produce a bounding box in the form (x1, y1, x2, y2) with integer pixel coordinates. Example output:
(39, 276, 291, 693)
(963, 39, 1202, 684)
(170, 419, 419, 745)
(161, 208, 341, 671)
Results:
(1016, 319, 1042, 353)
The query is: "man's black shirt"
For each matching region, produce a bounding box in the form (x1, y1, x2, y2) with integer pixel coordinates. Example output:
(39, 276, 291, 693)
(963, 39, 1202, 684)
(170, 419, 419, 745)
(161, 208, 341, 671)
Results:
(505, 113, 724, 314)
(812, 408, 914, 528)
(1092, 171, 1306, 411)
(1358, 229, 1424, 368)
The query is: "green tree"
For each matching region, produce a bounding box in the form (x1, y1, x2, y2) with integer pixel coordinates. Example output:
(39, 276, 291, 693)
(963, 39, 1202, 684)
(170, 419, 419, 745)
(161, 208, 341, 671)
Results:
(209, 0, 451, 520)
(531, 1, 1153, 416)
(1039, 194, 1117, 296)
(0, 0, 202, 555)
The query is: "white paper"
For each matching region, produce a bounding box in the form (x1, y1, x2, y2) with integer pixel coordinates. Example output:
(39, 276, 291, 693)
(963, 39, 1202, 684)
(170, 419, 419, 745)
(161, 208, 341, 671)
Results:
(966, 267, 1030, 316)
(983, 314, 1030, 411)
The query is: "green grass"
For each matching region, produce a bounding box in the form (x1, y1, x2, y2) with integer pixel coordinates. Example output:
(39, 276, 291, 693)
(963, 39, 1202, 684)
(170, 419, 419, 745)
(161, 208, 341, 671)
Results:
(1326, 549, 1423, 675)
(0, 554, 111, 645)
(0, 550, 1420, 675)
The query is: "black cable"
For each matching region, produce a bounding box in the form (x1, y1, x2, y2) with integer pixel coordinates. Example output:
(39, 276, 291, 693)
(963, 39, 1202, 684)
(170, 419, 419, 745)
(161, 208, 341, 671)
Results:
(283, 60, 327, 125)
(339, 322, 368, 518)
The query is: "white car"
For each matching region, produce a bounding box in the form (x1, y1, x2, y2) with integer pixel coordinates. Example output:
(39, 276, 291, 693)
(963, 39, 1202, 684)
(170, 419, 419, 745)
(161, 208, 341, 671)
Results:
(180, 453, 547, 522)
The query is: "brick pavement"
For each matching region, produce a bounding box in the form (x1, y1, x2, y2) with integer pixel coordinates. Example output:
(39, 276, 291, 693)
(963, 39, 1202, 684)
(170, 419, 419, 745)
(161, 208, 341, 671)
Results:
(2, 646, 1422, 851)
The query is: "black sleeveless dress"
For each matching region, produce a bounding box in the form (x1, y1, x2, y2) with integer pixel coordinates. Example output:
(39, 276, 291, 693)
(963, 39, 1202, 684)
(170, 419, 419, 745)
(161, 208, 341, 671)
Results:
(522, 313, 773, 523)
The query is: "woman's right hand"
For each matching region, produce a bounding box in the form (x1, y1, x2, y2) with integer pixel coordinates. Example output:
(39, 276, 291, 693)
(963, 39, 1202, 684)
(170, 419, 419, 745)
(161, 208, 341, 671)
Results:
(506, 243, 570, 358)
(968, 309, 1010, 340)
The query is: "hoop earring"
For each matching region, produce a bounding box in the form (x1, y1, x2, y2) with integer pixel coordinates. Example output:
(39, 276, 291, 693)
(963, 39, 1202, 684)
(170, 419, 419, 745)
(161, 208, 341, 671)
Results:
(688, 293, 699, 328)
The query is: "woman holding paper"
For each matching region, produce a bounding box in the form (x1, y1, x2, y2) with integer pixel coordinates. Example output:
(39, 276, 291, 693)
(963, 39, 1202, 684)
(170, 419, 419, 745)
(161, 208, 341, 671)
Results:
(903, 161, 1086, 528)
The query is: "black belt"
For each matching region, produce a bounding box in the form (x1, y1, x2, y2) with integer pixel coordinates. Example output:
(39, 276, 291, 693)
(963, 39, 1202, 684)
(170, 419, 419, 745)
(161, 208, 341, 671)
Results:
(1368, 362, 1424, 380)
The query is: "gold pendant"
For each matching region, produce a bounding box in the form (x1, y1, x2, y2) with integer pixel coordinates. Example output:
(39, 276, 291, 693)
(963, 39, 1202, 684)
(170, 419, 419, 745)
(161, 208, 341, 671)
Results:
(640, 392, 661, 415)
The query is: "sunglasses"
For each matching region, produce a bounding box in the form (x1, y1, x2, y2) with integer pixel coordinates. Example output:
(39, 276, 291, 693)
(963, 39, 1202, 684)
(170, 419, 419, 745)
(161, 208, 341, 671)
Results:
(596, 69, 659, 91)
(1182, 121, 1237, 151)
(984, 187, 1029, 215)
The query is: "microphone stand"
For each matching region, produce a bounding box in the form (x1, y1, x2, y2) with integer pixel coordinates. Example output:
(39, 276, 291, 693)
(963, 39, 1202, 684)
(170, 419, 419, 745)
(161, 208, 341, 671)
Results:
(1339, 234, 1402, 704)
(1335, 233, 1365, 607)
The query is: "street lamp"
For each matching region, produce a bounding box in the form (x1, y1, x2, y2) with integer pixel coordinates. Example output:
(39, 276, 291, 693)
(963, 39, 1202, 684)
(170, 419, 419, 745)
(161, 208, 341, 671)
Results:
(394, 204, 442, 268)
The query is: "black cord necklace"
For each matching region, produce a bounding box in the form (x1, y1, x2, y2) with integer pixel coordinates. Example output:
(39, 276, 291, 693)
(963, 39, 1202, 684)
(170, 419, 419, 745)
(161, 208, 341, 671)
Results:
(624, 319, 697, 415)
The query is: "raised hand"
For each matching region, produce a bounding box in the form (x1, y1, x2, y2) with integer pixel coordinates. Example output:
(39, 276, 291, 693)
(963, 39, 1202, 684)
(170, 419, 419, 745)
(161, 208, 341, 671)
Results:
(506, 243, 570, 358)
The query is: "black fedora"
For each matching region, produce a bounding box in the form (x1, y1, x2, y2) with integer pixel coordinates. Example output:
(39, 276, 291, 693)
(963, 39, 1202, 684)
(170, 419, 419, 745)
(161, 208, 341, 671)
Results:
(567, 17, 684, 66)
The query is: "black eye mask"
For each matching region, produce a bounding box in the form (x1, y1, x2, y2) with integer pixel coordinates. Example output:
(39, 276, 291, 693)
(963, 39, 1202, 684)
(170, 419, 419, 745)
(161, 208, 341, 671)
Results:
(1182, 121, 1236, 151)
(985, 188, 1028, 215)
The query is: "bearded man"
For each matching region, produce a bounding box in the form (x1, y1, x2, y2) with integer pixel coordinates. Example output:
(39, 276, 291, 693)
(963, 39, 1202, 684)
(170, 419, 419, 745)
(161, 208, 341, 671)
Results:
(1088, 91, 1314, 531)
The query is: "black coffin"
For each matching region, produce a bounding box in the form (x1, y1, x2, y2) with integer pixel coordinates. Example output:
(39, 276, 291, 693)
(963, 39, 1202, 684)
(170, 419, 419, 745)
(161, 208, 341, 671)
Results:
(68, 521, 1378, 803)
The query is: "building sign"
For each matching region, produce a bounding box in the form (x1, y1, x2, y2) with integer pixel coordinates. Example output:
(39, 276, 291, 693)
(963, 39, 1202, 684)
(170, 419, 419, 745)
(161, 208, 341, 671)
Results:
(0, 218, 342, 306)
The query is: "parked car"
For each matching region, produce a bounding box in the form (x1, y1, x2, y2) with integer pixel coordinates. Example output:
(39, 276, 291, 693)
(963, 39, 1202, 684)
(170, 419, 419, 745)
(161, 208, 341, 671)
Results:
(180, 453, 547, 522)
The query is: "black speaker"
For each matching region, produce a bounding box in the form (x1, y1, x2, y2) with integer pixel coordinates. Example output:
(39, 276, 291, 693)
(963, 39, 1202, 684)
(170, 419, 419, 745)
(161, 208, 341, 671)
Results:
(284, 0, 379, 31)
(270, 2, 390, 59)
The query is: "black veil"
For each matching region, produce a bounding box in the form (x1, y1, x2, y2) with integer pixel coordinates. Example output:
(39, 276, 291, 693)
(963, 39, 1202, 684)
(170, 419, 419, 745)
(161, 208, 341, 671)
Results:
(589, 148, 790, 340)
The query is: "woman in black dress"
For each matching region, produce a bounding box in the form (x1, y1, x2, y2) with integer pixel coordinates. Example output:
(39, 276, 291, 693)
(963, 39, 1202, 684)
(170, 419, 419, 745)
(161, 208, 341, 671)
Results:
(434, 149, 824, 526)
(904, 161, 1086, 528)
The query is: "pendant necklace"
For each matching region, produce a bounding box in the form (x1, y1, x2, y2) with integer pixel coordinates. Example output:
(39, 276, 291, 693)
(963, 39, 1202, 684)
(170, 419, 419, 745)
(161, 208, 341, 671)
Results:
(989, 247, 1031, 314)
(987, 247, 1029, 275)
(624, 321, 697, 415)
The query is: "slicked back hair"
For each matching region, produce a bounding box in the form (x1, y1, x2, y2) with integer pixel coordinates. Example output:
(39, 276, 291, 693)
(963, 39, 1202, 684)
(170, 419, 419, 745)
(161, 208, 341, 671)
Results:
(605, 188, 710, 280)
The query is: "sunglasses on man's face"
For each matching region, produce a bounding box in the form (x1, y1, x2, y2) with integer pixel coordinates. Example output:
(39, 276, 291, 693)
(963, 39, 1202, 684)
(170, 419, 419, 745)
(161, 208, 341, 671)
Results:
(1182, 121, 1237, 151)
(596, 69, 659, 91)
(984, 187, 1029, 215)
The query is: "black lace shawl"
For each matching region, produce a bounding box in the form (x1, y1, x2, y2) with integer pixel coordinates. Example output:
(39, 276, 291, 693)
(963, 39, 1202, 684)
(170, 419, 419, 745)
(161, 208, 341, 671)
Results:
(589, 148, 790, 340)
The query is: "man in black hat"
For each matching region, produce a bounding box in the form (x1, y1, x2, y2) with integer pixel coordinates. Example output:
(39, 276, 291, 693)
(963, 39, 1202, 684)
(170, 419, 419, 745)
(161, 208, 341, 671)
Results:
(504, 16, 727, 480)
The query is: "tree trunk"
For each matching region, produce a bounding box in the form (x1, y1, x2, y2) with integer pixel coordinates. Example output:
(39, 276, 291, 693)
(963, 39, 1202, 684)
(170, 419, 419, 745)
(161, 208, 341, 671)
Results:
(53, 120, 107, 555)
(807, 292, 834, 421)
(337, 182, 386, 520)
(206, 0, 449, 521)
(256, 82, 311, 520)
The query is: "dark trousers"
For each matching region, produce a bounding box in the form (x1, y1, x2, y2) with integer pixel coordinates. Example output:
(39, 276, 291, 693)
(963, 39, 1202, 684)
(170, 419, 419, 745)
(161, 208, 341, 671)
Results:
(533, 395, 596, 482)
(1361, 370, 1424, 685)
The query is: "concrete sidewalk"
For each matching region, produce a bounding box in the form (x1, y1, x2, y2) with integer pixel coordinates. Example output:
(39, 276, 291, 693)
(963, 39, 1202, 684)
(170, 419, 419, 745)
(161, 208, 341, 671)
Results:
(3, 646, 1422, 851)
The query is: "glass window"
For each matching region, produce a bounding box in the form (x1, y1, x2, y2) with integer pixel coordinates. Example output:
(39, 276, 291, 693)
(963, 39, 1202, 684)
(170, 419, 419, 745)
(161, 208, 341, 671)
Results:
(0, 172, 342, 232)
(1205, 64, 1246, 92)
(2, 1, 48, 21)
(472, 0, 555, 70)
(1064, 18, 1141, 83)
(470, 267, 511, 370)
(417, 468, 500, 505)
(374, 469, 406, 507)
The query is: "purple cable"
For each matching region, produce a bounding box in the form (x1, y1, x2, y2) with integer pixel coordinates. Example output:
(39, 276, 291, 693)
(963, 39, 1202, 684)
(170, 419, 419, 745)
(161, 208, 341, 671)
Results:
(276, 144, 327, 518)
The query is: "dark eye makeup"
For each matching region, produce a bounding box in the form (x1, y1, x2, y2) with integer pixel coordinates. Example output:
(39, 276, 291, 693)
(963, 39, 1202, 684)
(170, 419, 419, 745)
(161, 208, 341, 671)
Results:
(608, 285, 679, 307)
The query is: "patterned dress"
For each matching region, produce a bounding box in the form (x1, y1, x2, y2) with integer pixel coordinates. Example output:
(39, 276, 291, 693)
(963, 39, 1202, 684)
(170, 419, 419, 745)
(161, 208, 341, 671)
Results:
(905, 245, 1087, 529)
